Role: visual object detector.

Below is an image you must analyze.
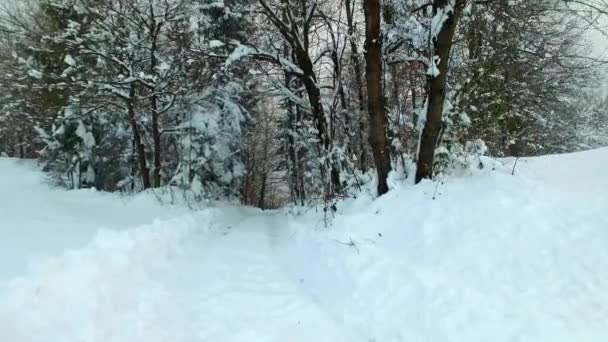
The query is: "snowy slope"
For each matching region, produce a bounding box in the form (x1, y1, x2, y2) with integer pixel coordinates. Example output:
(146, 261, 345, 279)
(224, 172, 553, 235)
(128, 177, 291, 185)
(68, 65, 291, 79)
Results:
(0, 149, 607, 342)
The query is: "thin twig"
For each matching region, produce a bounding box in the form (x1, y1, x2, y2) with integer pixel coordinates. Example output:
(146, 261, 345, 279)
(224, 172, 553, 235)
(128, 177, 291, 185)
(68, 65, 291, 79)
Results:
(333, 237, 360, 254)
(512, 157, 520, 176)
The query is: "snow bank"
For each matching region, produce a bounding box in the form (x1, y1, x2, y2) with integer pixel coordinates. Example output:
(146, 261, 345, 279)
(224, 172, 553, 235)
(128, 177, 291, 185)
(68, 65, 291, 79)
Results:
(0, 216, 201, 342)
(0, 158, 188, 281)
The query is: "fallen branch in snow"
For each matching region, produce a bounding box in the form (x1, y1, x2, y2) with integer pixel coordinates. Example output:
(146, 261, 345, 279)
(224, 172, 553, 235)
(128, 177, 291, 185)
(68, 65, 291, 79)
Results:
(512, 157, 520, 176)
(333, 237, 360, 254)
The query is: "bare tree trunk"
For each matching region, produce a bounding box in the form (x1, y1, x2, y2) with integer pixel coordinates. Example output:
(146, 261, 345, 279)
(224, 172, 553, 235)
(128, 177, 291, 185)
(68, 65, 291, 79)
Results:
(297, 55, 328, 146)
(149, 16, 163, 188)
(286, 86, 301, 203)
(330, 49, 346, 195)
(345, 0, 369, 171)
(284, 43, 304, 204)
(18, 135, 24, 159)
(363, 0, 391, 196)
(258, 173, 267, 209)
(130, 138, 136, 191)
(296, 104, 306, 205)
(127, 85, 151, 189)
(415, 0, 464, 183)
(410, 67, 418, 125)
(151, 97, 161, 187)
(293, 44, 342, 198)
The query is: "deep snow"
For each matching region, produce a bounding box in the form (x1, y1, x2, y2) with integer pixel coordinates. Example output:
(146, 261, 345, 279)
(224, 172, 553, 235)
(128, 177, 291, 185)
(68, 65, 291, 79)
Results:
(0, 149, 607, 341)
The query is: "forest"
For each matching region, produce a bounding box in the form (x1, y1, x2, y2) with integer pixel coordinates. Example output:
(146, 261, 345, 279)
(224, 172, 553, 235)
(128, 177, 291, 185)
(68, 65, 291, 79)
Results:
(2, 1, 608, 340)
(0, 0, 606, 208)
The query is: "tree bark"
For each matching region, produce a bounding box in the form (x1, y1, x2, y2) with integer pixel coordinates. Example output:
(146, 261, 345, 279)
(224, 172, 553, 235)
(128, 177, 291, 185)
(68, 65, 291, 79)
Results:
(363, 0, 392, 196)
(293, 34, 342, 198)
(345, 0, 369, 171)
(149, 18, 162, 188)
(295, 51, 329, 151)
(258, 173, 267, 210)
(415, 0, 465, 183)
(127, 85, 151, 189)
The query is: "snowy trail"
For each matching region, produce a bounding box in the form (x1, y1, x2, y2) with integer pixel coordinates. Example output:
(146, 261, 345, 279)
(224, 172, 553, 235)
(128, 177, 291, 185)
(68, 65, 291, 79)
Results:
(160, 210, 349, 341)
(1, 149, 608, 341)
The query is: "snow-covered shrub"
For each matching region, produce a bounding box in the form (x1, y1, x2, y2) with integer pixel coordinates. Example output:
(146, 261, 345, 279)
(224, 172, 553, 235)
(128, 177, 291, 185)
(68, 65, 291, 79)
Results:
(37, 104, 131, 191)
(432, 95, 488, 177)
(172, 81, 247, 200)
(37, 112, 96, 189)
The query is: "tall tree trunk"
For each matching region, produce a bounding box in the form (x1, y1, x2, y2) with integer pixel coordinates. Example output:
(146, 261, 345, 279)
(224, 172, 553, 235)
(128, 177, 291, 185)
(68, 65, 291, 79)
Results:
(415, 0, 465, 183)
(363, 0, 391, 196)
(127, 85, 151, 189)
(345, 0, 369, 171)
(296, 104, 306, 205)
(151, 94, 161, 187)
(294, 48, 341, 197)
(410, 67, 418, 125)
(284, 42, 306, 204)
(18, 135, 24, 159)
(258, 173, 267, 210)
(149, 19, 163, 188)
(286, 80, 302, 204)
(330, 48, 347, 194)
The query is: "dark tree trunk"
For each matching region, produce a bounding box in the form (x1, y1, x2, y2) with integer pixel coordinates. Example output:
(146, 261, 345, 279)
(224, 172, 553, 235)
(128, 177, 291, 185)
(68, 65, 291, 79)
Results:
(363, 0, 392, 196)
(294, 47, 341, 197)
(296, 105, 306, 205)
(415, 0, 465, 183)
(286, 80, 301, 204)
(127, 85, 151, 189)
(149, 19, 163, 188)
(258, 173, 267, 210)
(282, 41, 302, 205)
(330, 48, 347, 194)
(18, 135, 24, 159)
(151, 96, 161, 187)
(410, 68, 418, 124)
(295, 52, 328, 150)
(345, 0, 369, 171)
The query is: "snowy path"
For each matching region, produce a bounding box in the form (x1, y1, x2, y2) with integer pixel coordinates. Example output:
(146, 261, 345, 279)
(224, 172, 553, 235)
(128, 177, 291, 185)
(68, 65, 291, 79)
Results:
(161, 211, 349, 341)
(1, 150, 608, 341)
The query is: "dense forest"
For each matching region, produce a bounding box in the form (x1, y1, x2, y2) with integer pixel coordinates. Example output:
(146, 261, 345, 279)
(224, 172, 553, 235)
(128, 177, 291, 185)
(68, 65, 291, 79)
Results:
(0, 0, 606, 208)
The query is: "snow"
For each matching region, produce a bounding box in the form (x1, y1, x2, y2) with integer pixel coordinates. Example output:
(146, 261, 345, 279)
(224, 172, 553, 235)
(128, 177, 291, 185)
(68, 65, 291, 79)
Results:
(209, 40, 225, 48)
(0, 159, 187, 282)
(75, 121, 96, 149)
(225, 45, 254, 67)
(1, 148, 608, 341)
(430, 1, 455, 41)
(27, 69, 43, 79)
(64, 54, 76, 66)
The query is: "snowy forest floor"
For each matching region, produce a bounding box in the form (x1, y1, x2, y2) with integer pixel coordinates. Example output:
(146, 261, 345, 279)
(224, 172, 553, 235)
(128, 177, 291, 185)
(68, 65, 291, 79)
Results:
(1, 149, 608, 342)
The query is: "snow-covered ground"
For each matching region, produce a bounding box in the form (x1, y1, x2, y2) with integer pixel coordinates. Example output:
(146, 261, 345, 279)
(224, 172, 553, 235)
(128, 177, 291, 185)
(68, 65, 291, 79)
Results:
(0, 149, 607, 342)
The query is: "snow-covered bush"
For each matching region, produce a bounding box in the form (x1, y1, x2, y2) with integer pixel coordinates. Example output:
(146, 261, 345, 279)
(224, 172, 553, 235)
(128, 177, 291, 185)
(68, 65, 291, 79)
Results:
(172, 82, 247, 200)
